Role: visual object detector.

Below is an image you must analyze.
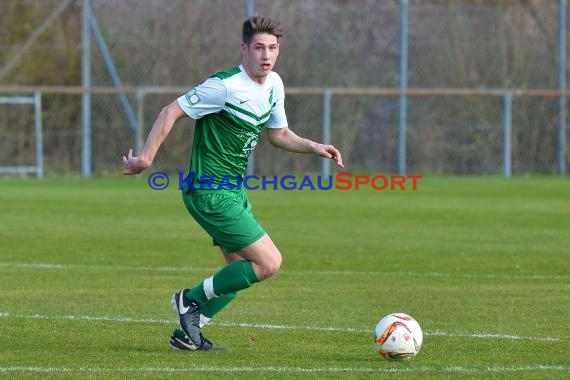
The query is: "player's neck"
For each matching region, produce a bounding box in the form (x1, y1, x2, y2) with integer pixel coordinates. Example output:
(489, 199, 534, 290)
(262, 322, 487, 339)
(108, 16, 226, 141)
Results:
(241, 62, 267, 85)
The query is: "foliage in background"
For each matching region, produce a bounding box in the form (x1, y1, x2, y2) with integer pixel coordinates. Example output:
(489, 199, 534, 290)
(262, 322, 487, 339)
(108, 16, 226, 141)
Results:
(0, 0, 566, 175)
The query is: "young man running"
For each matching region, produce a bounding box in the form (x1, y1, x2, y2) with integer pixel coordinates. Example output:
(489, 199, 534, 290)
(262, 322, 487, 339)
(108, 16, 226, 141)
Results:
(122, 16, 343, 351)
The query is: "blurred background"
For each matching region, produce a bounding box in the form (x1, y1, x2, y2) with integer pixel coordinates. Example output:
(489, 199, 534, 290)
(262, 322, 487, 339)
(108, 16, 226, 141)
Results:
(0, 0, 568, 177)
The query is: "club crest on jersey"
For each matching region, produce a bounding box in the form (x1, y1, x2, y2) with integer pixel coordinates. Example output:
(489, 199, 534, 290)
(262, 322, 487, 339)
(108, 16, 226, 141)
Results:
(268, 87, 274, 105)
(185, 88, 201, 106)
(239, 130, 260, 158)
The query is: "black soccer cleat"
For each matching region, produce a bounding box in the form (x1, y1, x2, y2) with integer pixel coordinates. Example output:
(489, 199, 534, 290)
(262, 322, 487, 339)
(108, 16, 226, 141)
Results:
(169, 328, 199, 351)
(171, 289, 202, 348)
(169, 328, 227, 352)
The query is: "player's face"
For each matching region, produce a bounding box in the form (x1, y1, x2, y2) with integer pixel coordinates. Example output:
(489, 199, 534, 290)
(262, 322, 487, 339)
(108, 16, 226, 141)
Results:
(241, 33, 280, 84)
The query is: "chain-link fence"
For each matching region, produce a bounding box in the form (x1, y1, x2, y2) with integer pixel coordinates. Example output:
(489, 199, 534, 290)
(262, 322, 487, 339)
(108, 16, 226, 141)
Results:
(0, 0, 568, 176)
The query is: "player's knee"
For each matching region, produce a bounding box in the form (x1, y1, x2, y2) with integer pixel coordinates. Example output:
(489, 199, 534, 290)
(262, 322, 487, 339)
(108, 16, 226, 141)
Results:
(258, 252, 282, 280)
(267, 253, 282, 276)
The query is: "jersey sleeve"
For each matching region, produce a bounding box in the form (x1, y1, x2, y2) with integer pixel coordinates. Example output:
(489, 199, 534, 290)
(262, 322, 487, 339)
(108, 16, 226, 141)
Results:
(177, 77, 227, 119)
(265, 74, 288, 129)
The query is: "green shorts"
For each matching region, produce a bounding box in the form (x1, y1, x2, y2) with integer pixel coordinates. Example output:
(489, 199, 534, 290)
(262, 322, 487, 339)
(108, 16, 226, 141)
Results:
(182, 191, 266, 253)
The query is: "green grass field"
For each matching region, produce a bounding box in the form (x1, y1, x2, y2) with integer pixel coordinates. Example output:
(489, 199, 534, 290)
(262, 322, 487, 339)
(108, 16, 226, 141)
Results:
(1, 175, 569, 379)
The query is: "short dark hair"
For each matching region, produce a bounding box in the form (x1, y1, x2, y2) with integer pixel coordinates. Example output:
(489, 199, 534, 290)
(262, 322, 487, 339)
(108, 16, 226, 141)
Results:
(242, 16, 283, 45)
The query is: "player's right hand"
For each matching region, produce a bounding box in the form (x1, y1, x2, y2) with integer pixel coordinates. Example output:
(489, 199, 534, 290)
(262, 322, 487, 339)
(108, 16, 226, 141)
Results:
(122, 149, 150, 175)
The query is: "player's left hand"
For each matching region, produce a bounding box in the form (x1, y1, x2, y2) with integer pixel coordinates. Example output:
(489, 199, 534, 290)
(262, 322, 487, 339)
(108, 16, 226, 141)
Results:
(317, 144, 344, 168)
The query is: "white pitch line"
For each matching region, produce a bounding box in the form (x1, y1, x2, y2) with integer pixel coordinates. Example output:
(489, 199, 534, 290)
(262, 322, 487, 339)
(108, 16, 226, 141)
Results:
(0, 262, 218, 272)
(0, 365, 568, 374)
(216, 322, 562, 342)
(0, 261, 568, 281)
(0, 311, 561, 342)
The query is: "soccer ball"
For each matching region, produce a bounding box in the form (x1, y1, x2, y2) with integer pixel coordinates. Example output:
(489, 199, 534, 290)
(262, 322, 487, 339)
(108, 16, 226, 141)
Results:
(373, 313, 423, 360)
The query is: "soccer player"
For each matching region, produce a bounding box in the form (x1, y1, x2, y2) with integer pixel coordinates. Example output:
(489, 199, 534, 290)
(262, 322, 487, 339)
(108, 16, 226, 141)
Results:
(122, 16, 343, 351)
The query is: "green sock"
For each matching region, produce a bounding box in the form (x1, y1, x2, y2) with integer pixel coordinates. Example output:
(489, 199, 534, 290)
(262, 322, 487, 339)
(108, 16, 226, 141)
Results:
(184, 260, 259, 307)
(200, 292, 237, 319)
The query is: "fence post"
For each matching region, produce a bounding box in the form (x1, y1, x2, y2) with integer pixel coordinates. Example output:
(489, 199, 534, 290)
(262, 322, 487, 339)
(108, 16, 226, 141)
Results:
(398, 0, 409, 176)
(559, 0, 567, 176)
(136, 90, 145, 156)
(503, 93, 512, 178)
(34, 92, 43, 179)
(322, 89, 332, 178)
(90, 11, 139, 133)
(81, 0, 91, 178)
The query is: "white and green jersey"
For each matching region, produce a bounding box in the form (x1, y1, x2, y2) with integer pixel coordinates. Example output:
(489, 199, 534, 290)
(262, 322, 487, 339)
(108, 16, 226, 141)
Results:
(177, 64, 287, 191)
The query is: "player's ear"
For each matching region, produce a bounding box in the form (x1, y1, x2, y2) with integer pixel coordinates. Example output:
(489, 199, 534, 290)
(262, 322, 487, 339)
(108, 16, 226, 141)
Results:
(241, 42, 248, 55)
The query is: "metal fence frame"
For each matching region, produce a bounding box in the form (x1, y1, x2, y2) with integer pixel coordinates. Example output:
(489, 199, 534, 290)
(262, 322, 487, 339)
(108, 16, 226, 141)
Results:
(1, 85, 567, 178)
(0, 93, 43, 178)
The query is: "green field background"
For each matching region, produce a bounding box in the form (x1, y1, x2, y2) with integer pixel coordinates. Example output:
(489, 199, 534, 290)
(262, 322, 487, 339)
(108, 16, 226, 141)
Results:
(0, 176, 568, 379)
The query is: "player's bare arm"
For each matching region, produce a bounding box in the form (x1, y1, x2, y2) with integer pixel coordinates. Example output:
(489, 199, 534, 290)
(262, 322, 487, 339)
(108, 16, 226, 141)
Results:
(122, 100, 187, 175)
(266, 126, 344, 167)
